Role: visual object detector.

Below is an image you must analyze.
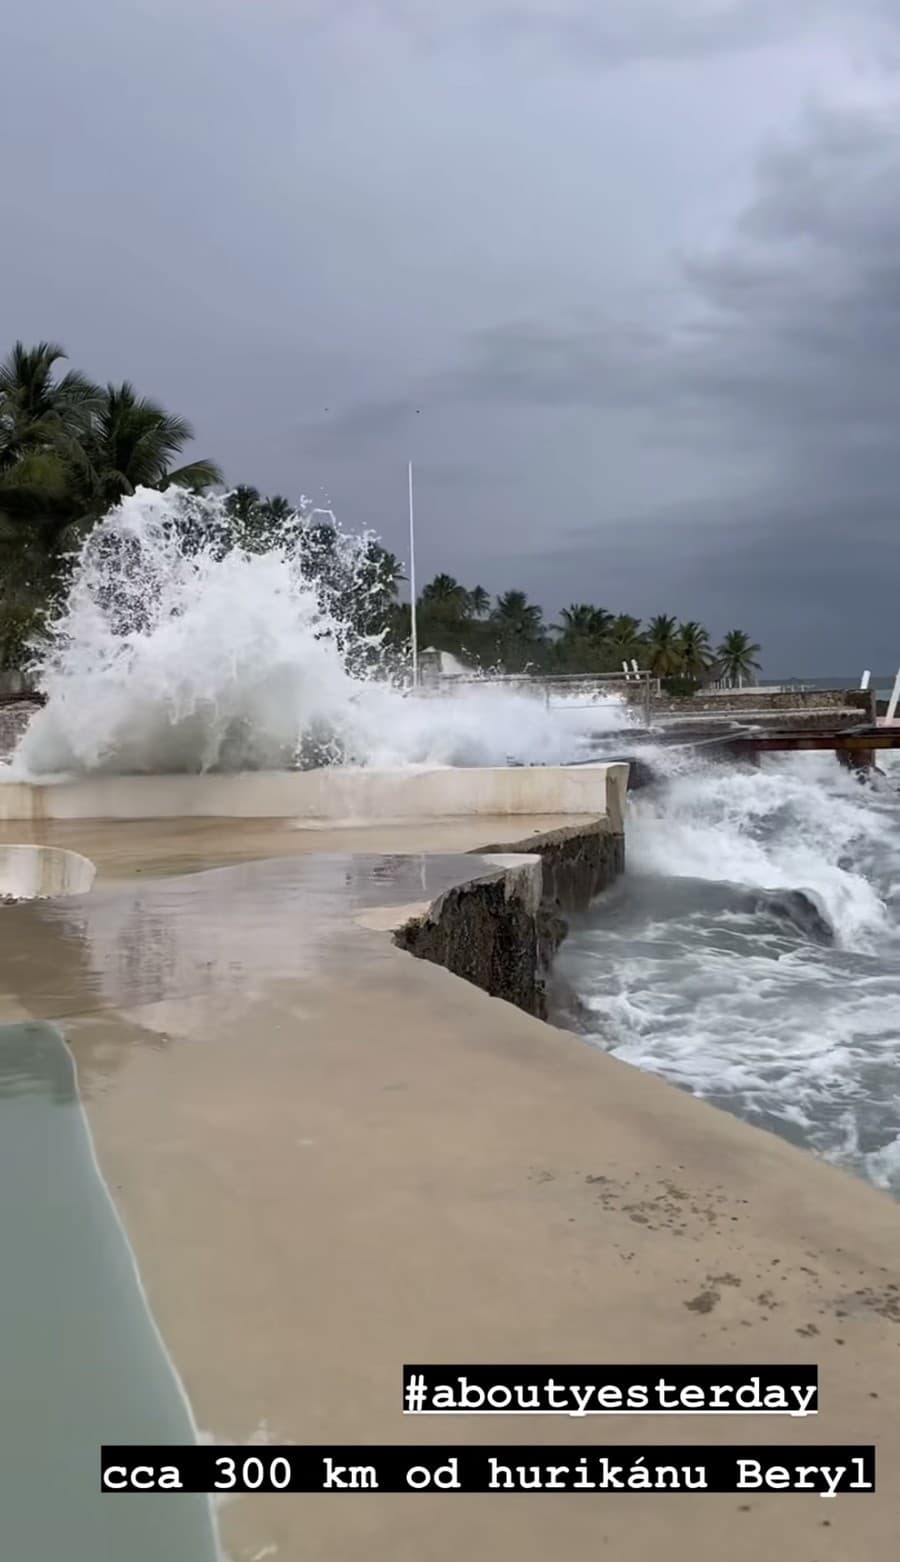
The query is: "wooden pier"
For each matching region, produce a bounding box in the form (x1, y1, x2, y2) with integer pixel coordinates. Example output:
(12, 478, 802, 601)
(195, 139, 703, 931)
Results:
(579, 723, 900, 783)
(724, 725, 900, 770)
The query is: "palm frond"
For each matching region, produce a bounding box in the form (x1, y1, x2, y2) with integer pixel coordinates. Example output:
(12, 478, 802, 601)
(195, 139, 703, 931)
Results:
(164, 458, 223, 491)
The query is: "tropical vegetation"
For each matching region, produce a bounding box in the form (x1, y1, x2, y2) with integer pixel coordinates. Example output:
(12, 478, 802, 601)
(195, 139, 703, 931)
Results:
(0, 339, 761, 685)
(0, 340, 221, 665)
(399, 577, 760, 684)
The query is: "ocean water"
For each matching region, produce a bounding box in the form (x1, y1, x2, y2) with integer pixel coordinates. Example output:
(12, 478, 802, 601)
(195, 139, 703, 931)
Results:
(8, 485, 898, 1200)
(557, 748, 900, 1196)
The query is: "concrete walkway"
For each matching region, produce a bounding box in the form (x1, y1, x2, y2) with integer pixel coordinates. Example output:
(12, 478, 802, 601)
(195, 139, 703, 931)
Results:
(0, 813, 593, 881)
(1, 832, 898, 1562)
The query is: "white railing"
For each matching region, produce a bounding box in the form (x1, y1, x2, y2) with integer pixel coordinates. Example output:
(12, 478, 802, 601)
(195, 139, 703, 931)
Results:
(425, 669, 659, 725)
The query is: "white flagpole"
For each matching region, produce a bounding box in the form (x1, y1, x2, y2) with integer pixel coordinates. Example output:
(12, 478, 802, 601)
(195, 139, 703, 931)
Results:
(408, 459, 418, 689)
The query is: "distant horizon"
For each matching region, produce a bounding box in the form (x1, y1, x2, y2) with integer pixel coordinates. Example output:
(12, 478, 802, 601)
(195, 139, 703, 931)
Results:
(766, 673, 894, 686)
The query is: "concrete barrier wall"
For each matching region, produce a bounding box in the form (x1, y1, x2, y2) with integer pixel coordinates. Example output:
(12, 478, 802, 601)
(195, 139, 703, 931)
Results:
(0, 763, 628, 824)
(0, 845, 96, 899)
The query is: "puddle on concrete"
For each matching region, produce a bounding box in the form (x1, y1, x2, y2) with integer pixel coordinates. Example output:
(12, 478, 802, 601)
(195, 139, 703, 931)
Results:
(0, 1021, 220, 1561)
(0, 852, 514, 1025)
(0, 843, 95, 901)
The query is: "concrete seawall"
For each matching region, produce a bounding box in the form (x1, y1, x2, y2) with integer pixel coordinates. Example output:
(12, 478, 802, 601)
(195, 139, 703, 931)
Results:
(394, 819, 625, 1017)
(0, 762, 628, 824)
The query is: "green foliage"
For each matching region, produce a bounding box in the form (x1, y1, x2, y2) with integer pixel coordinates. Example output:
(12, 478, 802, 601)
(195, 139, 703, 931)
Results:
(716, 629, 761, 686)
(0, 339, 222, 666)
(645, 614, 681, 676)
(677, 620, 713, 679)
(661, 674, 701, 697)
(401, 586, 762, 687)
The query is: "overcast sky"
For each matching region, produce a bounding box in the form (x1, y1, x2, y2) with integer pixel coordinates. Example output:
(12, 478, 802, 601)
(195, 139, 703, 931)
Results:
(4, 0, 900, 672)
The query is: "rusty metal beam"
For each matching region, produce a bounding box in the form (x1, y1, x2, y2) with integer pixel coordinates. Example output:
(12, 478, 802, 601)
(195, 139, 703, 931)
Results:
(727, 727, 900, 754)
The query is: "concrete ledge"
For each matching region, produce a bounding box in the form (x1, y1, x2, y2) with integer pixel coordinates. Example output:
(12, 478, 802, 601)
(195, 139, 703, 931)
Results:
(391, 819, 626, 1018)
(393, 853, 551, 1016)
(0, 763, 628, 823)
(473, 817, 625, 914)
(0, 844, 96, 900)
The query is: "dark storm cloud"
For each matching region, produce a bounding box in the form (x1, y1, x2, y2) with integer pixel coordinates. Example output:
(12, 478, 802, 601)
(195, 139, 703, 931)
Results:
(683, 104, 900, 460)
(332, 96, 900, 517)
(313, 88, 900, 668)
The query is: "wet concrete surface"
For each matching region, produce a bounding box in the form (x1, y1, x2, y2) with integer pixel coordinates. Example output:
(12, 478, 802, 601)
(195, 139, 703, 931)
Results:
(0, 851, 530, 1024)
(0, 813, 592, 882)
(2, 831, 900, 1562)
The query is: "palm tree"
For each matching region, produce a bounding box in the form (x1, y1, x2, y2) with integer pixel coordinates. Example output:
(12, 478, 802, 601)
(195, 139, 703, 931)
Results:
(717, 629, 761, 688)
(588, 606, 614, 640)
(244, 493, 296, 551)
(490, 590, 545, 670)
(468, 584, 490, 619)
(645, 613, 682, 676)
(0, 352, 223, 668)
(554, 603, 606, 638)
(366, 544, 403, 598)
(550, 604, 614, 671)
(602, 613, 645, 672)
(79, 382, 221, 510)
(608, 613, 642, 646)
(222, 484, 262, 526)
(420, 573, 471, 621)
(3, 380, 222, 547)
(0, 340, 100, 472)
(258, 494, 293, 527)
(345, 542, 404, 647)
(677, 620, 713, 680)
(492, 589, 544, 637)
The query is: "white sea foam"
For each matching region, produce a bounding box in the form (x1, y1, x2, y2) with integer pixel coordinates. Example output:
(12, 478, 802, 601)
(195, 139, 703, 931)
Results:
(560, 751, 900, 1194)
(9, 487, 627, 777)
(627, 753, 895, 949)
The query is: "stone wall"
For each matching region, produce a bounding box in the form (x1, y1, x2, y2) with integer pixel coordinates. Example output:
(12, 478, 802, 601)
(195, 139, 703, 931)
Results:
(649, 688, 876, 720)
(0, 701, 40, 761)
(394, 872, 557, 1017)
(393, 819, 624, 1018)
(474, 819, 624, 915)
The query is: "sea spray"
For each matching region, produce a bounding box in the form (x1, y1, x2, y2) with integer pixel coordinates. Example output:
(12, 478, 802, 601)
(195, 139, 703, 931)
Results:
(11, 487, 627, 776)
(626, 751, 892, 949)
(558, 750, 900, 1194)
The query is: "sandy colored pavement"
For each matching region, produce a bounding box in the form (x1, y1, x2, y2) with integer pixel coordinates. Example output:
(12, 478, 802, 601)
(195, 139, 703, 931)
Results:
(0, 813, 592, 881)
(1, 842, 899, 1561)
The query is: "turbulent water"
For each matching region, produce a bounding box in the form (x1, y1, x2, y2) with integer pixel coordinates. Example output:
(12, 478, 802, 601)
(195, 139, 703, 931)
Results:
(559, 748, 900, 1196)
(7, 486, 899, 1197)
(8, 488, 624, 777)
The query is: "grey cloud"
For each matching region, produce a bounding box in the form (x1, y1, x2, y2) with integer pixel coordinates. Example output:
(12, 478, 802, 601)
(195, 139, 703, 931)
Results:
(682, 104, 900, 466)
(315, 89, 900, 670)
(5, 0, 899, 676)
(334, 97, 900, 485)
(311, 317, 668, 451)
(291, 0, 860, 65)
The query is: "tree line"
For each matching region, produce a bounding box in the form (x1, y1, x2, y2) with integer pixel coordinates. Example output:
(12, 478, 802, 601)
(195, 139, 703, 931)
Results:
(398, 581, 760, 687)
(0, 341, 761, 686)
